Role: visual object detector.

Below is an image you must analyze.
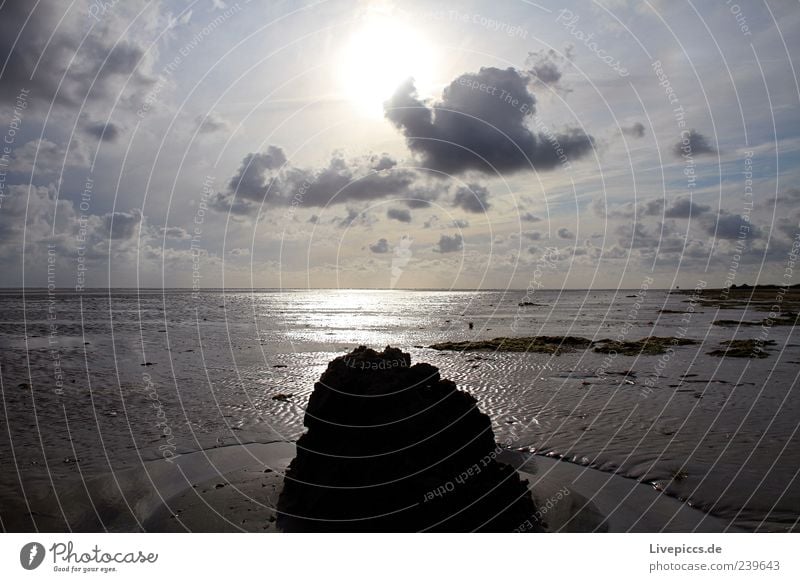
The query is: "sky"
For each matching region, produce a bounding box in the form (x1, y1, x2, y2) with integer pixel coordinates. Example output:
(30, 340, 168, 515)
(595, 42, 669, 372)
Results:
(1, 0, 799, 290)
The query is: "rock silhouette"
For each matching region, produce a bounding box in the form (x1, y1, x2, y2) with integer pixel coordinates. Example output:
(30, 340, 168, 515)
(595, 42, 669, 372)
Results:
(277, 346, 538, 531)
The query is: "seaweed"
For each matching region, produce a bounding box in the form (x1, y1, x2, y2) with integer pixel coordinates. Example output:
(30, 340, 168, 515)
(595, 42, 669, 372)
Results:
(429, 336, 593, 355)
(713, 312, 797, 327)
(592, 336, 699, 356)
(707, 339, 777, 359)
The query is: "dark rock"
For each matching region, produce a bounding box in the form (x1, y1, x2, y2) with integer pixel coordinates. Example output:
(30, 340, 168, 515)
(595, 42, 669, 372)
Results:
(277, 345, 538, 532)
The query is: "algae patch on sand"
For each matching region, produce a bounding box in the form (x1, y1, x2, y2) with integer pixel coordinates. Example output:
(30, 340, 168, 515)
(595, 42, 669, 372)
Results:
(707, 339, 777, 359)
(431, 335, 703, 356)
(429, 336, 593, 355)
(592, 336, 699, 356)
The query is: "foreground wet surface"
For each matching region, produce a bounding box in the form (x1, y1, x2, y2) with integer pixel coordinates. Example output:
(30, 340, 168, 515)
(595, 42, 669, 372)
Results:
(1, 288, 799, 531)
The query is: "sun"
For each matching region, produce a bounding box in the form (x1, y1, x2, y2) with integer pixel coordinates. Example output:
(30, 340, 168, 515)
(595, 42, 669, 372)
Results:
(336, 14, 437, 117)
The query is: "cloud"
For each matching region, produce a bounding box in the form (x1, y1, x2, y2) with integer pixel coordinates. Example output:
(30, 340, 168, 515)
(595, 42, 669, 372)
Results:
(452, 183, 491, 213)
(105, 210, 142, 239)
(616, 221, 657, 249)
(196, 112, 229, 134)
(369, 238, 390, 253)
(524, 231, 541, 240)
(384, 66, 594, 175)
(557, 227, 574, 239)
(603, 246, 630, 259)
(521, 212, 542, 222)
(706, 211, 761, 239)
(214, 147, 419, 214)
(84, 121, 122, 142)
(160, 226, 190, 239)
(227, 146, 288, 200)
(644, 197, 710, 218)
(434, 233, 463, 253)
(621, 122, 645, 138)
(335, 208, 377, 229)
(592, 198, 636, 219)
(673, 129, 715, 158)
(387, 208, 412, 222)
(423, 216, 439, 229)
(777, 188, 800, 203)
(0, 2, 155, 107)
(229, 247, 250, 256)
(525, 47, 573, 93)
(9, 138, 89, 176)
(663, 197, 711, 218)
(449, 219, 470, 228)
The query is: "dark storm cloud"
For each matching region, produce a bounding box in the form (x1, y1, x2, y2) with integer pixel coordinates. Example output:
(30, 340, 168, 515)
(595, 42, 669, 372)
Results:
(370, 154, 397, 171)
(227, 146, 288, 199)
(0, 2, 66, 103)
(214, 147, 419, 214)
(369, 238, 390, 253)
(664, 198, 710, 218)
(84, 121, 121, 142)
(210, 192, 254, 215)
(452, 183, 491, 213)
(621, 122, 645, 138)
(521, 212, 542, 222)
(673, 129, 715, 158)
(384, 66, 594, 175)
(644, 197, 710, 218)
(706, 211, 761, 239)
(529, 60, 561, 85)
(405, 198, 432, 209)
(434, 234, 463, 253)
(525, 47, 573, 91)
(0, 2, 153, 106)
(557, 227, 574, 239)
(104, 210, 142, 240)
(387, 208, 412, 222)
(402, 185, 440, 208)
(644, 199, 664, 216)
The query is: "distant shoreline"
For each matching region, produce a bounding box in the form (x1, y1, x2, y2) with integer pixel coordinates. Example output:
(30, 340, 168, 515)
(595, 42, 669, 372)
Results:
(3, 285, 800, 295)
(3, 286, 792, 293)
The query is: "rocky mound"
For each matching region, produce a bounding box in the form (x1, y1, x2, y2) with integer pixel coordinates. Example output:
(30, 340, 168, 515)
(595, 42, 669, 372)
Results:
(276, 346, 538, 532)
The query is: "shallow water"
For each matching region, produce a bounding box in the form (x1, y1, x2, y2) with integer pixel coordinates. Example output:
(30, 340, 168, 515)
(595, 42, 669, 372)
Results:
(1, 288, 798, 531)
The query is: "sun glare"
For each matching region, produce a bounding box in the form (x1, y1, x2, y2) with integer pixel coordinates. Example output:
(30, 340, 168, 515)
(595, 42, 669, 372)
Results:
(337, 15, 437, 117)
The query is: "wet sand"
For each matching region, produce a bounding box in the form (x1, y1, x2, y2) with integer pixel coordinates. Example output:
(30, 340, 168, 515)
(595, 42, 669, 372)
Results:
(2, 288, 798, 531)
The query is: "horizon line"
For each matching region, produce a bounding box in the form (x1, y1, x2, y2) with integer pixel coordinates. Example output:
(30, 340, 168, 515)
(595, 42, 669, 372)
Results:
(0, 285, 737, 292)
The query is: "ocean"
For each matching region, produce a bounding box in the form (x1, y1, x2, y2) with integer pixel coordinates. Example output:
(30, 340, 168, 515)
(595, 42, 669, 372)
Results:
(1, 288, 798, 531)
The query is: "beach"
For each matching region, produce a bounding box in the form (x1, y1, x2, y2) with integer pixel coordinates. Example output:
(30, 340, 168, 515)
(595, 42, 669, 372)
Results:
(1, 287, 798, 532)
